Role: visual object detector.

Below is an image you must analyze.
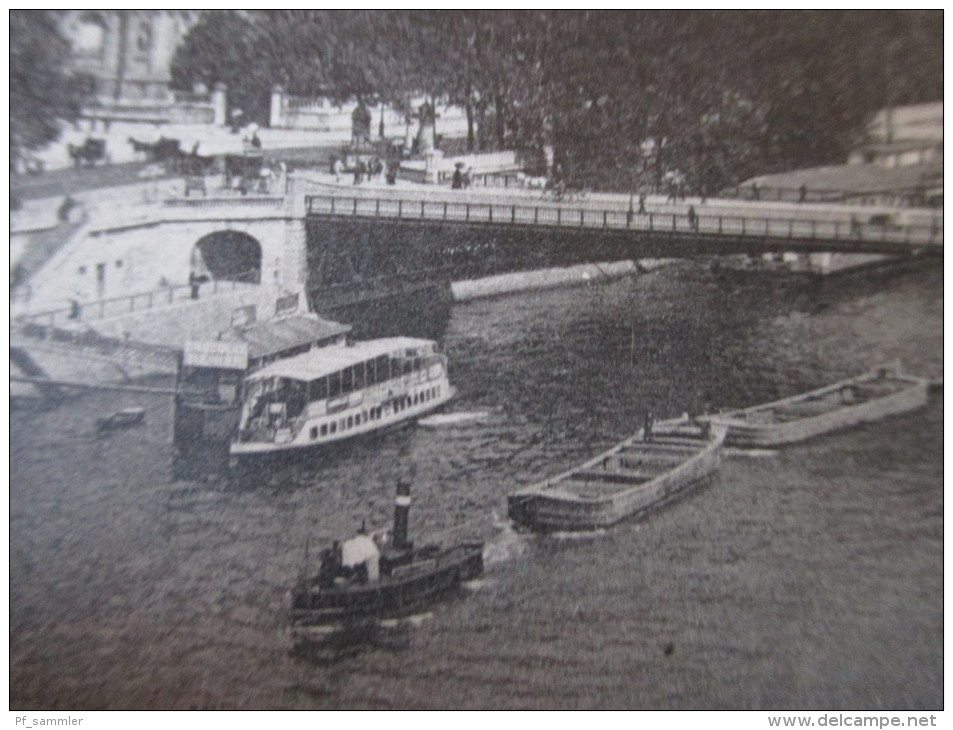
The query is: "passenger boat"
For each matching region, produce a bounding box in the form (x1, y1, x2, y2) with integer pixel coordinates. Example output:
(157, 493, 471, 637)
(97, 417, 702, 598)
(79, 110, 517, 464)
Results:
(507, 417, 726, 532)
(703, 363, 930, 448)
(290, 480, 484, 632)
(230, 337, 454, 459)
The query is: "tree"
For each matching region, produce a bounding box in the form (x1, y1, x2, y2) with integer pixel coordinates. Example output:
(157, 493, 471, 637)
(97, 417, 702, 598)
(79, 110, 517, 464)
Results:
(10, 11, 90, 169)
(170, 10, 941, 190)
(170, 11, 274, 124)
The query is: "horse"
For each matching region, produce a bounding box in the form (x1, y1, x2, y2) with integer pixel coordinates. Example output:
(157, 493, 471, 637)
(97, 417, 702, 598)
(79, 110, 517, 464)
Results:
(68, 138, 107, 167)
(127, 136, 183, 168)
(127, 137, 155, 159)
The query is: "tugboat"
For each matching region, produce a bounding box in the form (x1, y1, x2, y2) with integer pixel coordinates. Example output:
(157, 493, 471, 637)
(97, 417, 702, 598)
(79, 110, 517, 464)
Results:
(290, 481, 484, 633)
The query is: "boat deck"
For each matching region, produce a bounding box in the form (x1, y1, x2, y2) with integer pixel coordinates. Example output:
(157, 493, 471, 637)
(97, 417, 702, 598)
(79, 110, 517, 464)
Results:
(734, 376, 918, 424)
(538, 433, 710, 499)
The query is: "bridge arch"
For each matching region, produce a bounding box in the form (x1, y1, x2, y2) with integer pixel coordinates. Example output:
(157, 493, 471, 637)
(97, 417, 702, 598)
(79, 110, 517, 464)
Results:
(192, 230, 262, 283)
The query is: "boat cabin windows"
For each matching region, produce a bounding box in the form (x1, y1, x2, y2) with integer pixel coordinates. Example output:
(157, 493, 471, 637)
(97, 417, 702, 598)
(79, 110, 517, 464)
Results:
(243, 344, 440, 431)
(328, 371, 341, 398)
(309, 377, 328, 401)
(341, 367, 353, 393)
(299, 349, 434, 403)
(244, 377, 308, 423)
(374, 354, 390, 383)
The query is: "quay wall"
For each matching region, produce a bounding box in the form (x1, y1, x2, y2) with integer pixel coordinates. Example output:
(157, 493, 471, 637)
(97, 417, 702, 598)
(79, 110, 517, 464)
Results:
(80, 284, 297, 346)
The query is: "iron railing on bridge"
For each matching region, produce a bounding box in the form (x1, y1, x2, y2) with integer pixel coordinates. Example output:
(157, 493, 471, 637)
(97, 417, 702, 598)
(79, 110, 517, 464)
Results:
(719, 182, 942, 207)
(305, 194, 943, 248)
(16, 271, 261, 328)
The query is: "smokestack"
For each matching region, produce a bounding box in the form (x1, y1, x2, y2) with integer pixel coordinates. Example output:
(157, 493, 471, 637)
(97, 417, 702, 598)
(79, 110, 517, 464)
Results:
(393, 479, 412, 550)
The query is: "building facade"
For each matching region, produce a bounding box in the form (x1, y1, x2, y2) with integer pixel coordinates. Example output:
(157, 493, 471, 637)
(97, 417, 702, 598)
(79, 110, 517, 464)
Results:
(57, 10, 201, 104)
(848, 101, 943, 169)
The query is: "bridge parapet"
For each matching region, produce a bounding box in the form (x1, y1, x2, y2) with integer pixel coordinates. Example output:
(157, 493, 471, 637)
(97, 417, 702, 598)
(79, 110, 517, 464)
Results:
(305, 193, 942, 253)
(162, 196, 286, 211)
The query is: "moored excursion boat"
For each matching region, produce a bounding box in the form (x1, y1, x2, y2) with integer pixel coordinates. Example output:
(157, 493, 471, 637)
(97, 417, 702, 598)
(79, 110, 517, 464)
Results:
(702, 363, 930, 448)
(231, 337, 454, 460)
(508, 417, 726, 532)
(290, 480, 484, 632)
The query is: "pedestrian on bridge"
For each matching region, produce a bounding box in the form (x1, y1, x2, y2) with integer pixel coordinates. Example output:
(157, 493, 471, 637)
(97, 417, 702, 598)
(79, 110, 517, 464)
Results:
(688, 205, 697, 230)
(639, 193, 647, 215)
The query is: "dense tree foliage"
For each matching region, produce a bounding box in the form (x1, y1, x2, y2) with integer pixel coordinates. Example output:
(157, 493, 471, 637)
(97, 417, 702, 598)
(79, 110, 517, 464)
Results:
(170, 10, 942, 192)
(10, 11, 91, 168)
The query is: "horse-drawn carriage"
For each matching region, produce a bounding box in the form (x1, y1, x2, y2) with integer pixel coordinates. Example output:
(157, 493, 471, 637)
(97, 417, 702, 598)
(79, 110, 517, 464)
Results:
(128, 136, 272, 195)
(68, 138, 108, 167)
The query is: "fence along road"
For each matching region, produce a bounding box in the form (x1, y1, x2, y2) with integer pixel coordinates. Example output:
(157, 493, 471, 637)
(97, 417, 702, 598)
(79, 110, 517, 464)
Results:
(305, 193, 943, 255)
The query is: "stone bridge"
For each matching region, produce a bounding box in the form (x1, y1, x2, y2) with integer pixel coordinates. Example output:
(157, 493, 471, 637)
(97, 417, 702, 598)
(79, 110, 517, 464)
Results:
(17, 180, 942, 324)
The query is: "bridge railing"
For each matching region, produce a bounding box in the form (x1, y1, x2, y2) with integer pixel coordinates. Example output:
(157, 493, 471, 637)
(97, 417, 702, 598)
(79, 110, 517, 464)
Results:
(163, 196, 285, 209)
(15, 271, 261, 328)
(720, 182, 942, 207)
(305, 194, 942, 248)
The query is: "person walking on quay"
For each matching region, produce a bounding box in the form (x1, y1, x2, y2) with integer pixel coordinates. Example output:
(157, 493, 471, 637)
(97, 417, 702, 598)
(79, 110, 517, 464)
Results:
(799, 184, 807, 203)
(688, 204, 697, 230)
(639, 192, 647, 215)
(452, 162, 464, 189)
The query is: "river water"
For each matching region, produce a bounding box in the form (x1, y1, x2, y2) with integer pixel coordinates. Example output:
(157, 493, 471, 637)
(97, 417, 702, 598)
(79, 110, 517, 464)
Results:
(10, 260, 942, 710)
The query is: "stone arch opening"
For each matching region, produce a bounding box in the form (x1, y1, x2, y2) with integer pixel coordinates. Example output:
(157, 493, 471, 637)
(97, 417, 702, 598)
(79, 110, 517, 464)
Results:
(192, 231, 262, 284)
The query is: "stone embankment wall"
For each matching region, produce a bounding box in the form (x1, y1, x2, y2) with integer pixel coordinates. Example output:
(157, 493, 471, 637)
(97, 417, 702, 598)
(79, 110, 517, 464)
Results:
(452, 260, 654, 302)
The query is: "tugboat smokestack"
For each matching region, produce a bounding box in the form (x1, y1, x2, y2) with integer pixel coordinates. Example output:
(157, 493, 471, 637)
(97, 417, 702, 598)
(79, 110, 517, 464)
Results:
(393, 479, 412, 550)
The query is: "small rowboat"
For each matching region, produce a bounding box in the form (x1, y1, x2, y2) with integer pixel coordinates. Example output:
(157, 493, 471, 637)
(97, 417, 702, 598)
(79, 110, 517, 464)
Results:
(96, 407, 146, 432)
(703, 363, 930, 448)
(508, 418, 726, 532)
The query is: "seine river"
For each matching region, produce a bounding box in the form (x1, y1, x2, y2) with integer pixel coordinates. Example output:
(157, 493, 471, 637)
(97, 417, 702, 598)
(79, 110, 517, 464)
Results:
(10, 260, 942, 709)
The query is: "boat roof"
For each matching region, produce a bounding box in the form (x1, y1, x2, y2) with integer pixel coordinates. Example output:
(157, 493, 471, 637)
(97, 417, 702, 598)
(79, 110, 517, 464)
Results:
(245, 337, 436, 382)
(222, 315, 351, 359)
